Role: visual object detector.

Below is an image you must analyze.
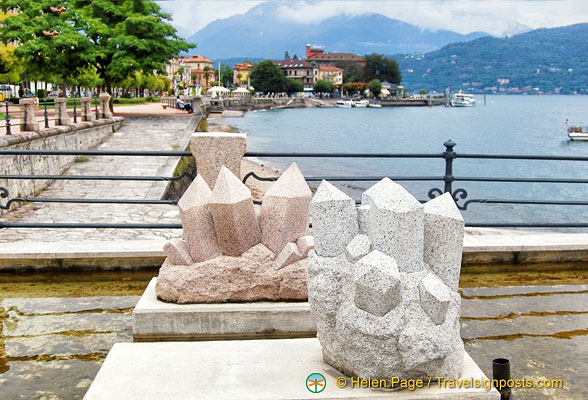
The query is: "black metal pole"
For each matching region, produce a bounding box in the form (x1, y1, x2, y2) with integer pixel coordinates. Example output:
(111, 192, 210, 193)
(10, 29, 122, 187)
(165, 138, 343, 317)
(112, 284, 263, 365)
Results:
(4, 102, 11, 135)
(492, 358, 512, 399)
(73, 94, 77, 123)
(95, 94, 100, 120)
(44, 102, 49, 128)
(443, 139, 456, 194)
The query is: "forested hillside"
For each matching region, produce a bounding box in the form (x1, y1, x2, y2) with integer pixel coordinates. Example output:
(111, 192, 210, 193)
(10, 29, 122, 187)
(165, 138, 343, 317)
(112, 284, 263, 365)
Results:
(397, 23, 588, 94)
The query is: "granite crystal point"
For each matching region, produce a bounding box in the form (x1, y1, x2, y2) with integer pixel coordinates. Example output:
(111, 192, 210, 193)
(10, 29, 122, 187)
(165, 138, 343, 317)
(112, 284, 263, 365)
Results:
(308, 178, 464, 383)
(163, 239, 193, 266)
(274, 242, 302, 270)
(178, 175, 220, 263)
(353, 250, 401, 317)
(419, 272, 451, 325)
(310, 180, 359, 257)
(423, 193, 464, 291)
(209, 166, 261, 256)
(261, 163, 312, 254)
(345, 234, 371, 262)
(296, 235, 314, 258)
(362, 178, 424, 273)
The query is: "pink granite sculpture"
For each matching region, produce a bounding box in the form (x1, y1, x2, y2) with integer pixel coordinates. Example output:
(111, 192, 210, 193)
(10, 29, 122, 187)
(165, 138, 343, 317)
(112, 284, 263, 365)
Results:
(157, 163, 314, 303)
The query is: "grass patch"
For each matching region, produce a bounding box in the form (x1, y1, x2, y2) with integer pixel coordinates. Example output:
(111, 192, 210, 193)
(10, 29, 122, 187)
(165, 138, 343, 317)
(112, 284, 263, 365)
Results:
(113, 98, 147, 105)
(171, 143, 180, 149)
(74, 156, 90, 163)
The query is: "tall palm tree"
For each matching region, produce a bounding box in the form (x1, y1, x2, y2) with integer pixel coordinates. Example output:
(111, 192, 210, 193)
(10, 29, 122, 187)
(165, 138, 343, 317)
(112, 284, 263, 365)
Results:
(203, 66, 211, 89)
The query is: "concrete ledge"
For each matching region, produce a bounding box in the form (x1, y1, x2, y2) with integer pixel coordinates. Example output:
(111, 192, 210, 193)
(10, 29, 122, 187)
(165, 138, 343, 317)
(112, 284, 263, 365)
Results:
(2, 231, 588, 271)
(0, 117, 124, 147)
(133, 278, 316, 341)
(0, 240, 166, 272)
(84, 338, 498, 400)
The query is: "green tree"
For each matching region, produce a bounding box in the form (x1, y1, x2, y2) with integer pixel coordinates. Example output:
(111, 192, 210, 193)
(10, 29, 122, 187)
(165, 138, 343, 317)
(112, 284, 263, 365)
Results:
(363, 54, 402, 84)
(250, 60, 286, 93)
(1, 0, 194, 107)
(284, 50, 290, 60)
(334, 61, 364, 83)
(74, 0, 194, 100)
(313, 79, 335, 94)
(203, 65, 211, 88)
(369, 79, 382, 97)
(0, 2, 92, 94)
(0, 44, 20, 84)
(220, 63, 233, 87)
(285, 78, 303, 95)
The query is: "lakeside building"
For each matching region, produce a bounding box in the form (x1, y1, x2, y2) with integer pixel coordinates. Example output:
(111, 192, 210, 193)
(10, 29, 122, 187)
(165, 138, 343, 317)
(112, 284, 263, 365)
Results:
(184, 55, 214, 91)
(274, 59, 318, 89)
(305, 44, 366, 67)
(165, 57, 192, 91)
(233, 62, 253, 88)
(318, 65, 344, 86)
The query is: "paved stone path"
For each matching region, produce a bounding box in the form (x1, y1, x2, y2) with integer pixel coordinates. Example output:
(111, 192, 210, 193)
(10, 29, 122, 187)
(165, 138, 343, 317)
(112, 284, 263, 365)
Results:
(0, 115, 196, 243)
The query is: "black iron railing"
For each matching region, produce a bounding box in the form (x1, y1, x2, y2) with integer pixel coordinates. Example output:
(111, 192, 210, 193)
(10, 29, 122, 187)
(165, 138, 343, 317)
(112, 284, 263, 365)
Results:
(1, 140, 588, 229)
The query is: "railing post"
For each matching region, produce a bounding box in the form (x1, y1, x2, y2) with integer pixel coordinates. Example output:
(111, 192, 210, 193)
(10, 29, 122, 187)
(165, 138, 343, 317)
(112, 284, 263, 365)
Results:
(190, 132, 247, 189)
(4, 102, 11, 135)
(99, 92, 113, 119)
(54, 97, 73, 126)
(19, 97, 39, 132)
(80, 97, 95, 121)
(443, 139, 456, 194)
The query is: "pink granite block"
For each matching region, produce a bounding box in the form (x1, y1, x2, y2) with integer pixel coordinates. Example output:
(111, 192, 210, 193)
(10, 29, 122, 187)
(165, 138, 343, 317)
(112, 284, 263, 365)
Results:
(156, 244, 307, 303)
(179, 175, 221, 262)
(260, 163, 312, 254)
(209, 166, 261, 256)
(274, 242, 302, 270)
(163, 239, 193, 266)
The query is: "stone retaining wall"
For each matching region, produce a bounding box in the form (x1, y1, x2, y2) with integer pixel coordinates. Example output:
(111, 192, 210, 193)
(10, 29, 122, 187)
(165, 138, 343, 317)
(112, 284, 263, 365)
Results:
(0, 117, 124, 214)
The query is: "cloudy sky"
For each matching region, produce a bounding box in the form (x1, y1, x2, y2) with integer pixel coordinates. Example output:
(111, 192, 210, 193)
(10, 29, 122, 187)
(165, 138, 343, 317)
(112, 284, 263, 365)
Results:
(156, 0, 588, 38)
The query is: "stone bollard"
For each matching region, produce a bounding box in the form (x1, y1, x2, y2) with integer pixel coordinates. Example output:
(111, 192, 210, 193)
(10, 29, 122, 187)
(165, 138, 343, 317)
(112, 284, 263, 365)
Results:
(190, 132, 247, 189)
(54, 98, 73, 126)
(80, 97, 95, 121)
(19, 97, 39, 132)
(99, 92, 113, 119)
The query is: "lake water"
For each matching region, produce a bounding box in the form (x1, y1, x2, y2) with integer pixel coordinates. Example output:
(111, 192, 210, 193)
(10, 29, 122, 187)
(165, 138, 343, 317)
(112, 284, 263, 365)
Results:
(221, 95, 588, 227)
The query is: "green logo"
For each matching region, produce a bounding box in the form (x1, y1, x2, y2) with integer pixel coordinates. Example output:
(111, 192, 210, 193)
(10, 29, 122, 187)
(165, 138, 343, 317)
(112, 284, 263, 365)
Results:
(306, 373, 326, 393)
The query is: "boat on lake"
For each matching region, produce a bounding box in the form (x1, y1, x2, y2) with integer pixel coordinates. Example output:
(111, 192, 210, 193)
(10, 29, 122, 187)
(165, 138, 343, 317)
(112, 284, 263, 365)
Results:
(451, 92, 476, 107)
(567, 125, 588, 141)
(354, 100, 369, 108)
(336, 100, 353, 108)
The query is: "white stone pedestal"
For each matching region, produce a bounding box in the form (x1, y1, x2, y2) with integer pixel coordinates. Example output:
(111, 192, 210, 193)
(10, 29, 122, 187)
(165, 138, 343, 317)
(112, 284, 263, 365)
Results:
(132, 278, 316, 341)
(84, 338, 499, 400)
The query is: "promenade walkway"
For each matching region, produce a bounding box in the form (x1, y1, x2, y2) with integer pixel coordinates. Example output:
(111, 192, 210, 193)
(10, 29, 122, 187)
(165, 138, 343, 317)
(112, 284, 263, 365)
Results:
(0, 113, 195, 243)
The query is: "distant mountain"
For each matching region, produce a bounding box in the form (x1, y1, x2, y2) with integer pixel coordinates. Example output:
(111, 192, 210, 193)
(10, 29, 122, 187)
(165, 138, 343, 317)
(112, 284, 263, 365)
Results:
(186, 2, 488, 61)
(397, 23, 588, 94)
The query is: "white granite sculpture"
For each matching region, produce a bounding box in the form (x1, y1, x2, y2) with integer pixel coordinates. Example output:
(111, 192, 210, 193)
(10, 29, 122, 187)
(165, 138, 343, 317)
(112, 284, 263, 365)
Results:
(308, 178, 465, 382)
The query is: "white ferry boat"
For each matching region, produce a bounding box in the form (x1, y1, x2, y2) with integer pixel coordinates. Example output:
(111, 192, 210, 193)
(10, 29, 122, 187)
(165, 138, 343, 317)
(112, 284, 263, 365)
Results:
(354, 100, 369, 108)
(451, 92, 476, 107)
(567, 126, 588, 141)
(336, 100, 353, 108)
